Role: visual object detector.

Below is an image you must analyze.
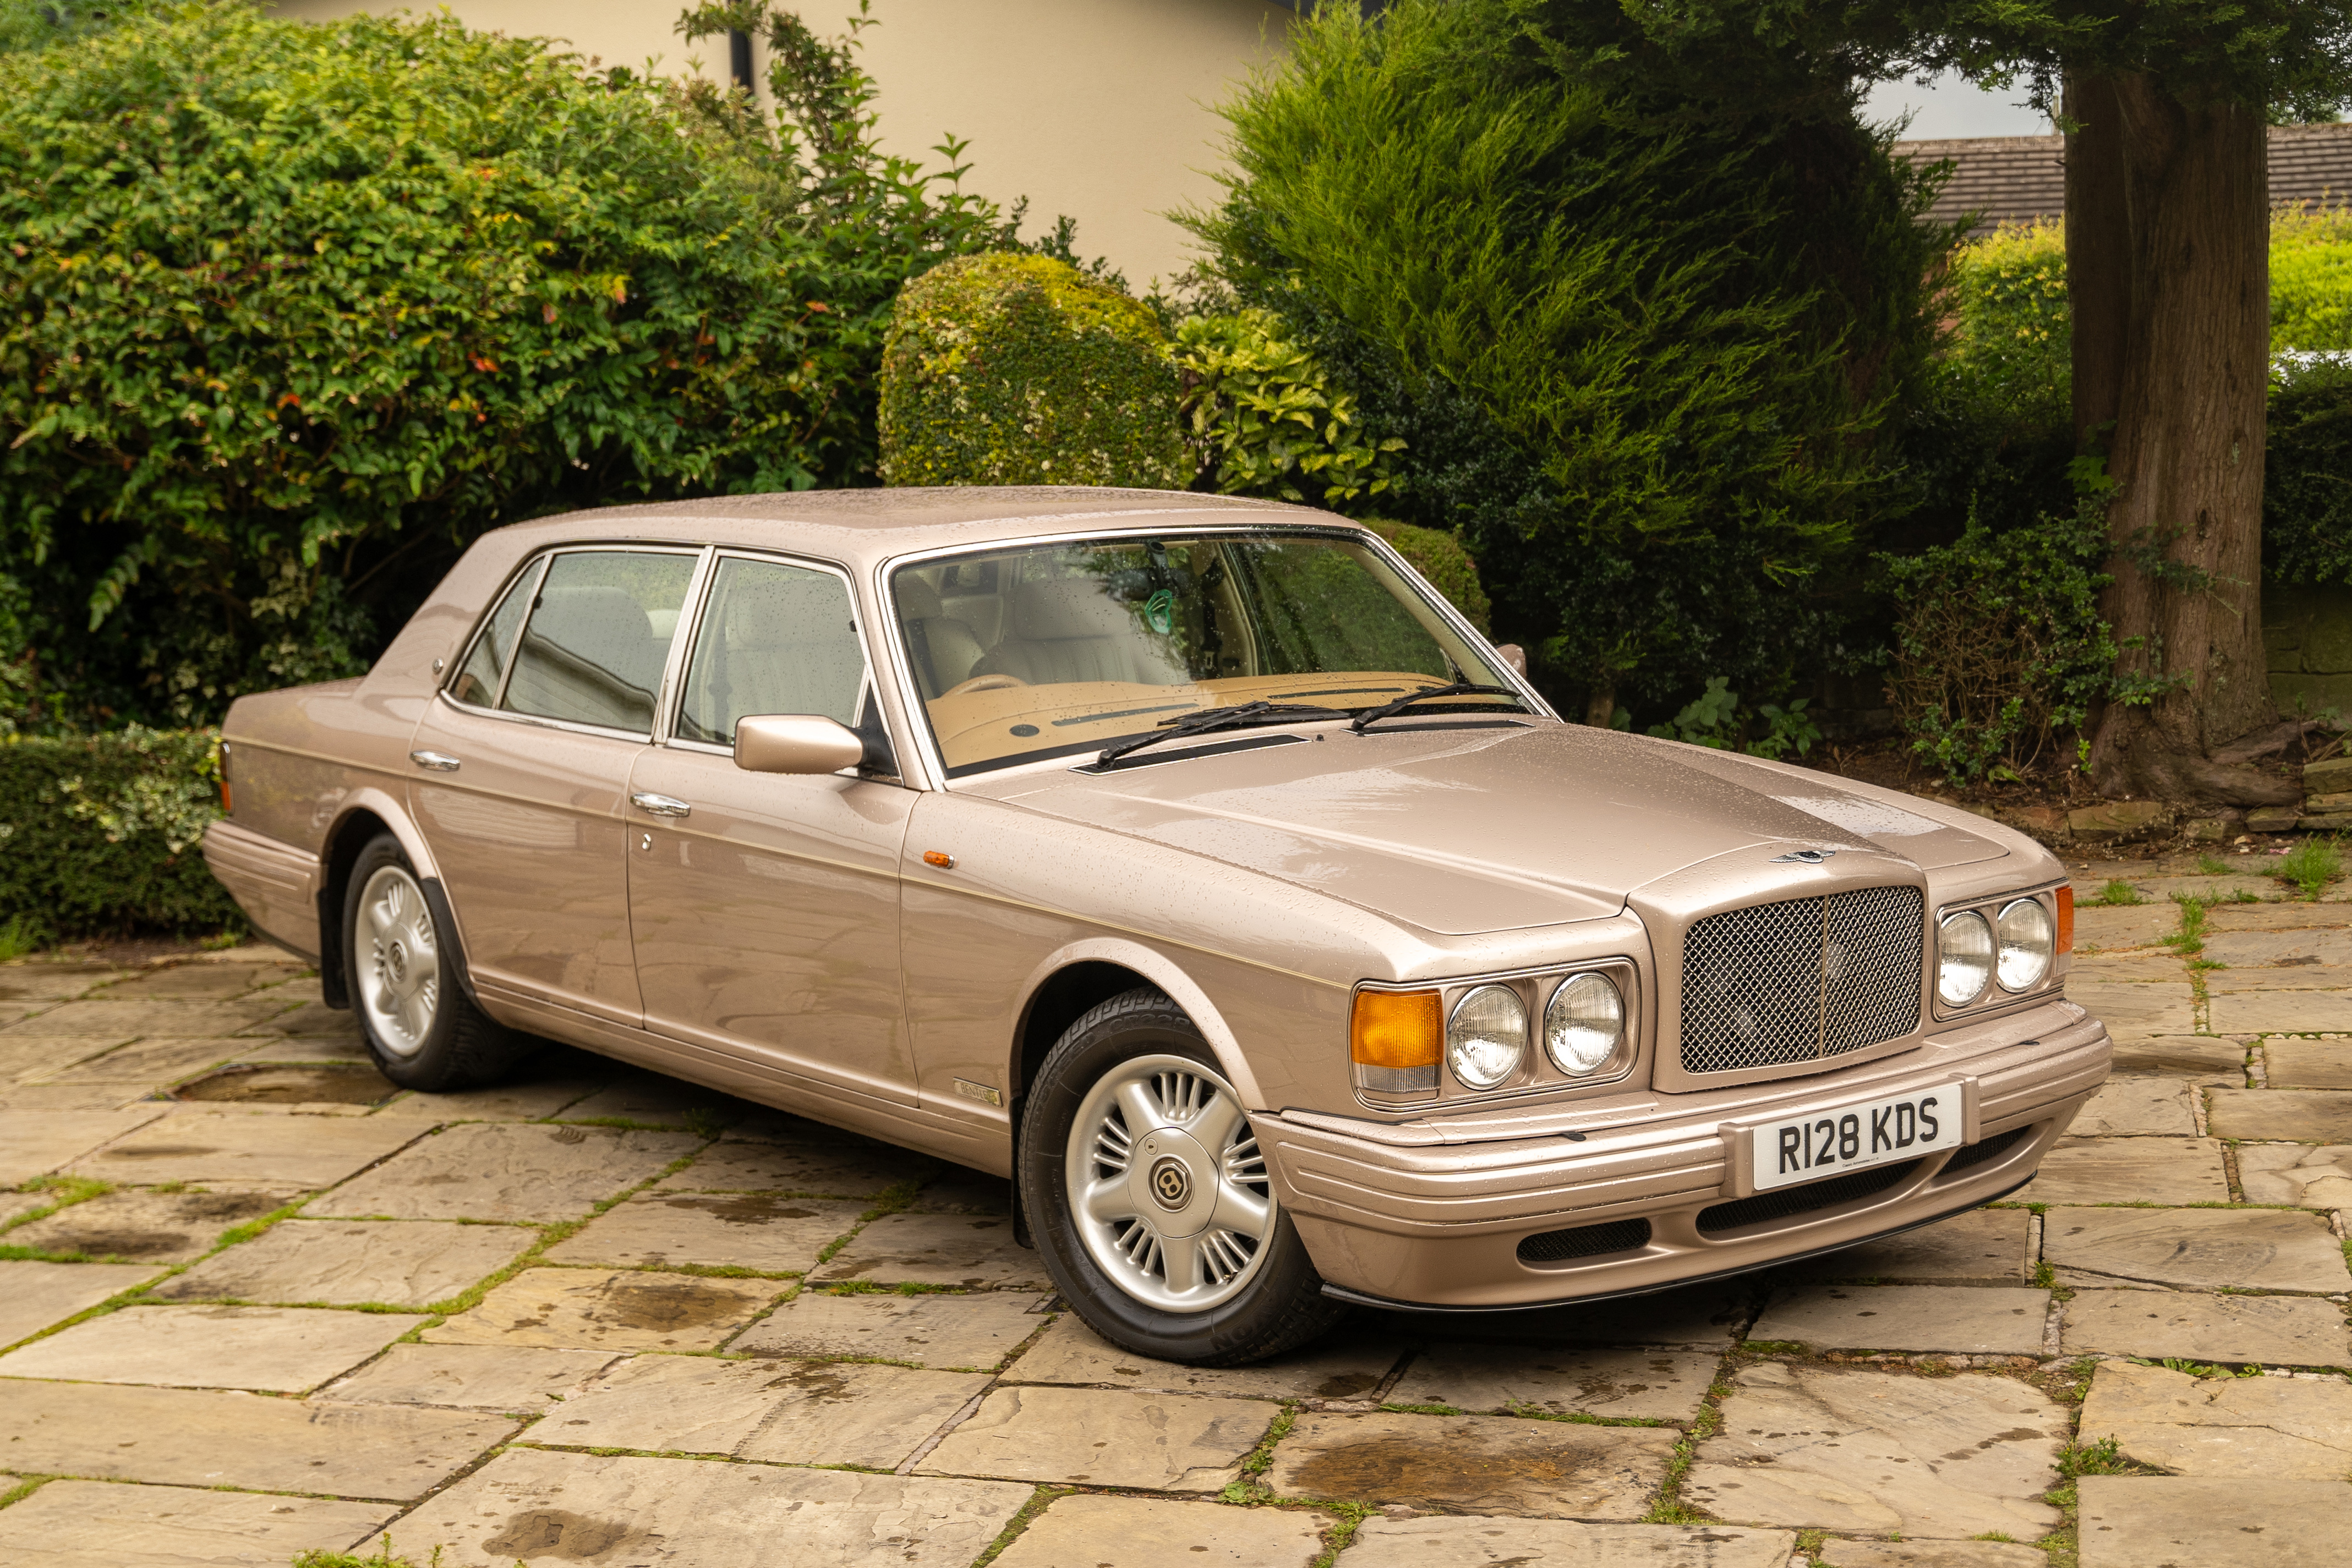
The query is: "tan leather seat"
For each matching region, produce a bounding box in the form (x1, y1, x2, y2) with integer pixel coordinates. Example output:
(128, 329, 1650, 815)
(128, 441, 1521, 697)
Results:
(973, 578, 1186, 687)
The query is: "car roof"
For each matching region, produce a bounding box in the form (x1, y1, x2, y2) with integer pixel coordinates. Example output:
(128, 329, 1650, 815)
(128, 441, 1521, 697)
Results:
(487, 486, 1352, 569)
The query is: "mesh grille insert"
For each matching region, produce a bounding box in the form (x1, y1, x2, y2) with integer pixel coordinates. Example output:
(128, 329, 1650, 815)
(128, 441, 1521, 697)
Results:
(1680, 887, 1923, 1077)
(1697, 1159, 1922, 1236)
(1517, 1217, 1653, 1265)
(1941, 1124, 2033, 1176)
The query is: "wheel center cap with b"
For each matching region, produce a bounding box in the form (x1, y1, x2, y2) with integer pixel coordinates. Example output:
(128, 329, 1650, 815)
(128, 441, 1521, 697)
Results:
(386, 944, 408, 984)
(1132, 1130, 1212, 1235)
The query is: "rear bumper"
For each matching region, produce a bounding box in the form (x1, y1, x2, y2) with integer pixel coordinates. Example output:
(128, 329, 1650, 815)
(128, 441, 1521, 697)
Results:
(200, 819, 322, 962)
(1260, 998, 2109, 1309)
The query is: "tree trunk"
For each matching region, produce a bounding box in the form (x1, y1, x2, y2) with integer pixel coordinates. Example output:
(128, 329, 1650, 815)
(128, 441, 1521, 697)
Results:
(2067, 72, 2292, 805)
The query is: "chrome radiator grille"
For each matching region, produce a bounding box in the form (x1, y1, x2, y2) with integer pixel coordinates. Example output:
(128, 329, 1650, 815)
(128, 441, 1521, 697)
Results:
(1679, 886, 1924, 1076)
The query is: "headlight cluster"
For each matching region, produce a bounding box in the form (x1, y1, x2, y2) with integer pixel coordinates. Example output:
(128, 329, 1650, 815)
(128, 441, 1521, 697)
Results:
(1353, 968, 1632, 1101)
(1937, 892, 2061, 1007)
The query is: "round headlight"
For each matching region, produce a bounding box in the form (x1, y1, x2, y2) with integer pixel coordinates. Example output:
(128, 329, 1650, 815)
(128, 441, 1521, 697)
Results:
(1447, 984, 1527, 1090)
(1938, 910, 1994, 1007)
(1545, 972, 1624, 1076)
(1996, 897, 2054, 991)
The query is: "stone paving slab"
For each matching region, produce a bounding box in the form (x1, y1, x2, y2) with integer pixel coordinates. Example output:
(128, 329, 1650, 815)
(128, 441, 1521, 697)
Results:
(993, 1495, 1332, 1568)
(4, 1185, 294, 1263)
(1003, 1315, 1396, 1401)
(1814, 1542, 2045, 1567)
(1747, 1285, 2051, 1355)
(373, 1076, 608, 1121)
(921, 1385, 1271, 1490)
(2205, 963, 2352, 992)
(425, 1267, 781, 1352)
(2078, 1358, 2352, 1477)
(653, 1136, 909, 1198)
(2205, 929, 2352, 966)
(2209, 990, 2352, 1034)
(2262, 1039, 2352, 1088)
(2070, 1078, 2196, 1135)
(911, 1166, 1013, 1214)
(231, 1033, 373, 1065)
(0, 1105, 167, 1183)
(153, 1218, 533, 1307)
(2207, 1088, 2352, 1142)
(26, 1037, 248, 1086)
(2238, 1141, 2352, 1206)
(0, 1303, 430, 1392)
(2073, 905, 2181, 951)
(1684, 1362, 2063, 1539)
(556, 1069, 754, 1128)
(1393, 1342, 1719, 1422)
(2015, 1137, 2230, 1203)
(4, 998, 290, 1038)
(2064, 981, 2196, 1033)
(2045, 1205, 2351, 1291)
(326, 1342, 621, 1411)
(813, 1211, 1052, 1289)
(0, 1083, 149, 1111)
(0, 1259, 164, 1348)
(0, 1188, 46, 1226)
(541, 1352, 989, 1468)
(2209, 904, 2352, 931)
(0, 963, 133, 1001)
(307, 1122, 699, 1222)
(2109, 1034, 2249, 1078)
(1342, 1517, 1799, 1568)
(0, 1479, 397, 1568)
(2075, 1474, 2352, 1567)
(0, 1034, 125, 1083)
(1371, 1285, 1747, 1351)
(239, 999, 359, 1039)
(0, 1379, 517, 1498)
(1266, 1409, 1677, 1518)
(365, 1448, 1032, 1567)
(68, 1109, 420, 1187)
(542, 1192, 865, 1275)
(1787, 1208, 2032, 1285)
(2061, 1289, 2352, 1365)
(728, 1288, 1049, 1368)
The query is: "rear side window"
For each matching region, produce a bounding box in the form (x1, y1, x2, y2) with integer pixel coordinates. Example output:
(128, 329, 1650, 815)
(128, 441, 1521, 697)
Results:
(675, 557, 867, 744)
(487, 550, 698, 734)
(448, 558, 545, 709)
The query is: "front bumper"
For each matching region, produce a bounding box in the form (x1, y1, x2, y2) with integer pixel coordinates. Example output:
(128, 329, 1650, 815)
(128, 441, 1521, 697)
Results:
(1260, 997, 2109, 1309)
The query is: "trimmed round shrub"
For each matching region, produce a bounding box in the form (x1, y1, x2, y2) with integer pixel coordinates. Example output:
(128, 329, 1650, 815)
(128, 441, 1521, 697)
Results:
(1364, 519, 1491, 634)
(878, 254, 1187, 489)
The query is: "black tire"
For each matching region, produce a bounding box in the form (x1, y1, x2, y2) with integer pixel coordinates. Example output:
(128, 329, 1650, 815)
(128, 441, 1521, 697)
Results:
(1018, 986, 1347, 1366)
(342, 832, 521, 1092)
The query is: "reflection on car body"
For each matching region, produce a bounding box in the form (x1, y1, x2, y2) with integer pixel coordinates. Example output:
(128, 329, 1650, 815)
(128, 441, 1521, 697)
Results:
(203, 488, 2110, 1366)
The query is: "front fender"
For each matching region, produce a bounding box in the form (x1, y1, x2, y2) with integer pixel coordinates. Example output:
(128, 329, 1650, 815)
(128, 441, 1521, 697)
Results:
(1008, 936, 1268, 1111)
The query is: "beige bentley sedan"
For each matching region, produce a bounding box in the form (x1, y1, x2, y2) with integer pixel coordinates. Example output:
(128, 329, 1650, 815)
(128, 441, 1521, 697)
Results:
(204, 487, 2110, 1364)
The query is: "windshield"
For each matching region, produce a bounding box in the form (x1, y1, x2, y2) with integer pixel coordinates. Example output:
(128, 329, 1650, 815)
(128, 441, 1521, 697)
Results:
(890, 531, 1516, 776)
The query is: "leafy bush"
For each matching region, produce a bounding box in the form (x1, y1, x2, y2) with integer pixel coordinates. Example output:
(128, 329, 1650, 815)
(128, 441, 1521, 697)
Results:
(1940, 220, 2071, 431)
(1173, 309, 1402, 506)
(1881, 504, 2123, 780)
(1646, 675, 1822, 758)
(0, 730, 237, 937)
(2273, 203, 2352, 352)
(1186, 0, 1949, 721)
(1363, 519, 1491, 634)
(2266, 360, 2352, 585)
(877, 254, 1186, 488)
(0, 0, 1002, 727)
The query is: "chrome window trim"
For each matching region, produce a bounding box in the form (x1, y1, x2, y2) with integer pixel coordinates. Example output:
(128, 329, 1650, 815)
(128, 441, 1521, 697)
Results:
(871, 520, 1558, 791)
(658, 545, 885, 764)
(438, 542, 710, 743)
(1350, 955, 1644, 1112)
(1928, 880, 2069, 1023)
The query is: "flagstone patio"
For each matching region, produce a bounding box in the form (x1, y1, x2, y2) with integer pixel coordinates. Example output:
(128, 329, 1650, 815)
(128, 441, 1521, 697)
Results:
(0, 853, 2348, 1566)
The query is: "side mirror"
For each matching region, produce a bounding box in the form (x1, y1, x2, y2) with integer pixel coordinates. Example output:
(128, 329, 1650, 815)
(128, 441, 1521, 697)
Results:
(734, 714, 865, 775)
(1494, 643, 1528, 677)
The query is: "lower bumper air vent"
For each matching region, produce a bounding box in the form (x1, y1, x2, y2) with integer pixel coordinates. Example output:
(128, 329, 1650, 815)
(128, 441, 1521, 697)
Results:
(1517, 1217, 1653, 1265)
(1941, 1123, 2033, 1177)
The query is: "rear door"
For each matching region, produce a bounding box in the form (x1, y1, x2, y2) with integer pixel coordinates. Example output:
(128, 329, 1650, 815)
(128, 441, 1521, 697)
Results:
(409, 545, 702, 1026)
(624, 552, 918, 1107)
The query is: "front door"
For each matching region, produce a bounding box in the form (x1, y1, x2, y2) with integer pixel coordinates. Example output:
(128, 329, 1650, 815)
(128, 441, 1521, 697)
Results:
(625, 552, 917, 1108)
(409, 545, 701, 1026)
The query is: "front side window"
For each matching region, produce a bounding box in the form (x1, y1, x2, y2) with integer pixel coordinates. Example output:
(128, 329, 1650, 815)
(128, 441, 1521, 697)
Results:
(675, 557, 869, 744)
(495, 550, 698, 734)
(891, 531, 1510, 775)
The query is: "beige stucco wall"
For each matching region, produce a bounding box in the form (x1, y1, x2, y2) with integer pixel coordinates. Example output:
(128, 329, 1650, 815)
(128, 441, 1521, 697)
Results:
(266, 0, 1291, 287)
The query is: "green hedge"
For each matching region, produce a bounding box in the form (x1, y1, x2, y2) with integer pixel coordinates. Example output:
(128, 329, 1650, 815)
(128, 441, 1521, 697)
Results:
(2267, 361, 2352, 586)
(877, 254, 1188, 489)
(1364, 519, 1492, 635)
(0, 730, 238, 937)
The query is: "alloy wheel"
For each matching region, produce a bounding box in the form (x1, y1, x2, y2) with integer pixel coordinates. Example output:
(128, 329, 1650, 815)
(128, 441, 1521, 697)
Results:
(355, 863, 441, 1060)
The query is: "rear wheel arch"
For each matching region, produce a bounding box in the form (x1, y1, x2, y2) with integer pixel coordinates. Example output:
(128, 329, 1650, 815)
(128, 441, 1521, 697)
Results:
(315, 796, 452, 1011)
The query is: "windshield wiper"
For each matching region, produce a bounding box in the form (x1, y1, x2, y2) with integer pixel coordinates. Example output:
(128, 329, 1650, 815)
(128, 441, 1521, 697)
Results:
(1094, 701, 1347, 769)
(1348, 680, 1528, 733)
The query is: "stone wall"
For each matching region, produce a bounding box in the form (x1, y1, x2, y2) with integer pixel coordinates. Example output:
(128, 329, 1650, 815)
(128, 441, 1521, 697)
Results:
(2266, 584, 2352, 718)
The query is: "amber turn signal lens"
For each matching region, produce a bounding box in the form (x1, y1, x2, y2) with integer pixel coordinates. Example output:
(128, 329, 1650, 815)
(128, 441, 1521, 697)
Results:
(2055, 885, 2074, 954)
(922, 850, 955, 869)
(1351, 989, 1441, 1067)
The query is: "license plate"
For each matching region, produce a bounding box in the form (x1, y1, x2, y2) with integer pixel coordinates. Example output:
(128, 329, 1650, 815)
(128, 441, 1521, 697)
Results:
(1749, 1084, 1963, 1192)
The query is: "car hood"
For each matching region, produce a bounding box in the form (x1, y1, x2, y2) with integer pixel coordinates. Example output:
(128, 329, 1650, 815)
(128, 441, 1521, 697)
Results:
(986, 721, 2008, 935)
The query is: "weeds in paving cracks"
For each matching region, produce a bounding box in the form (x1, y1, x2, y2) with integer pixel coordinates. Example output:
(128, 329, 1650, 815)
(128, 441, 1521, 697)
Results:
(2276, 836, 2344, 900)
(2084, 880, 2143, 907)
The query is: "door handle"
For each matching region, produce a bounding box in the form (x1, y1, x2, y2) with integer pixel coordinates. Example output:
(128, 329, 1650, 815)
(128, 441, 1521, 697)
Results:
(631, 791, 692, 820)
(409, 750, 461, 772)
